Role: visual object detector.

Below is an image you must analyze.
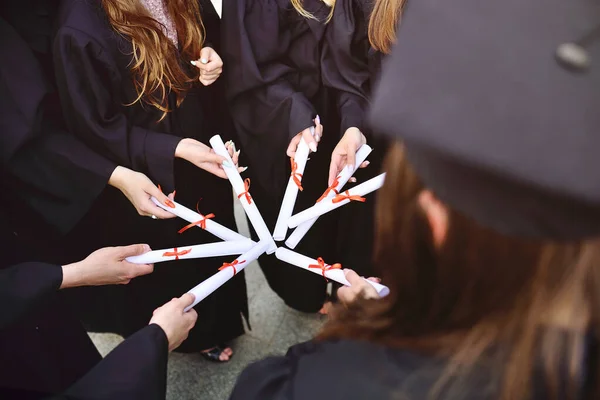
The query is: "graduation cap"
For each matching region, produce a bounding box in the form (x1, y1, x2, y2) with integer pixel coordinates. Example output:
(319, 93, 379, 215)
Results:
(369, 0, 600, 239)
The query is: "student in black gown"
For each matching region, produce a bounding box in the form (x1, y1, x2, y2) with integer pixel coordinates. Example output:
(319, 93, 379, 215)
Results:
(222, 0, 340, 313)
(228, 0, 600, 398)
(1, 242, 198, 400)
(321, 0, 405, 278)
(52, 0, 245, 361)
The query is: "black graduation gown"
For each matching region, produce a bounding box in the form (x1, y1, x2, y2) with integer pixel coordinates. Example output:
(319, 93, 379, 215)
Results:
(221, 0, 340, 313)
(0, 261, 168, 400)
(321, 0, 390, 277)
(229, 338, 597, 400)
(52, 0, 247, 352)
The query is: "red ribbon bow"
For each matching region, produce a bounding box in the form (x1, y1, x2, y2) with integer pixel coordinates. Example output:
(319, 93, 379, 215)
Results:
(157, 185, 176, 208)
(290, 158, 303, 191)
(218, 259, 246, 276)
(316, 176, 340, 203)
(162, 247, 192, 260)
(308, 257, 342, 281)
(237, 178, 252, 204)
(178, 213, 215, 234)
(332, 190, 366, 204)
(178, 201, 215, 234)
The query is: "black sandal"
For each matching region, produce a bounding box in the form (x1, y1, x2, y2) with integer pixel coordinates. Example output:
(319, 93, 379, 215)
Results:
(200, 345, 232, 363)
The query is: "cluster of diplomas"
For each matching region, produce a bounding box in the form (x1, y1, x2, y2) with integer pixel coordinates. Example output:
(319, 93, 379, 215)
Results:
(127, 135, 390, 311)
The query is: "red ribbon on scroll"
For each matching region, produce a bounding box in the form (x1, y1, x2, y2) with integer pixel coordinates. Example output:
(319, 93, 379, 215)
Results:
(332, 190, 366, 204)
(308, 257, 342, 281)
(162, 247, 192, 260)
(316, 176, 340, 203)
(218, 259, 246, 276)
(157, 185, 176, 208)
(290, 158, 303, 191)
(237, 178, 252, 205)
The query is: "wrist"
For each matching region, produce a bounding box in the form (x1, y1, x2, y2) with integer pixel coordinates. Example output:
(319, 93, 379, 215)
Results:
(60, 262, 86, 289)
(108, 166, 126, 190)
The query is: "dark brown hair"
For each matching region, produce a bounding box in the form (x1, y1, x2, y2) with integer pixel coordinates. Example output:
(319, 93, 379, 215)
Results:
(368, 0, 407, 54)
(102, 0, 205, 120)
(319, 142, 600, 400)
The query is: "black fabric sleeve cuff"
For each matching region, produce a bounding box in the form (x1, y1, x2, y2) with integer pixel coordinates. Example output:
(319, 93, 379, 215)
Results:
(130, 127, 181, 192)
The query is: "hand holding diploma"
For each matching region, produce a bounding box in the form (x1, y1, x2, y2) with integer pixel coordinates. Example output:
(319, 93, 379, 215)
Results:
(210, 135, 277, 254)
(287, 173, 386, 229)
(337, 270, 383, 304)
(286, 144, 373, 248)
(183, 242, 269, 311)
(126, 241, 255, 264)
(275, 248, 390, 297)
(328, 127, 370, 186)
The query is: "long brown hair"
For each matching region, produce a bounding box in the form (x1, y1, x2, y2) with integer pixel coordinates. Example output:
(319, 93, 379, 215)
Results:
(368, 0, 407, 54)
(319, 142, 600, 400)
(102, 0, 205, 120)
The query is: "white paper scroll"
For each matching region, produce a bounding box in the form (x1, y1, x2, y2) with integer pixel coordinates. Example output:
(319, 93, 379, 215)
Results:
(287, 173, 386, 229)
(285, 144, 373, 248)
(151, 197, 251, 243)
(126, 240, 254, 264)
(275, 248, 390, 297)
(209, 135, 277, 254)
(184, 241, 269, 311)
(272, 139, 310, 241)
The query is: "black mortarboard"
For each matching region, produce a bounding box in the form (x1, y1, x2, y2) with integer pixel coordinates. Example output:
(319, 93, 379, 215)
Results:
(369, 0, 600, 239)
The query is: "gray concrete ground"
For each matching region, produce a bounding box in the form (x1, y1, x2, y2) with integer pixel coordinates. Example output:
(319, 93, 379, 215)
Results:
(89, 199, 325, 400)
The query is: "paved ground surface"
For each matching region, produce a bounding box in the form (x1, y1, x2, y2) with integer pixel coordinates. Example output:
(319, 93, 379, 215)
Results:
(90, 200, 325, 400)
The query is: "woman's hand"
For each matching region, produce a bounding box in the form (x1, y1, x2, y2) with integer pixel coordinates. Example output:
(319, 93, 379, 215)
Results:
(287, 116, 323, 157)
(175, 138, 245, 179)
(192, 47, 223, 86)
(328, 127, 369, 186)
(108, 166, 176, 219)
(337, 269, 381, 305)
(60, 244, 154, 289)
(150, 293, 198, 352)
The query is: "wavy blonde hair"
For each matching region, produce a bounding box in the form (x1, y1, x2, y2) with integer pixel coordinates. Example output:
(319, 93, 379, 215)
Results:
(291, 0, 335, 22)
(368, 0, 407, 54)
(102, 0, 205, 121)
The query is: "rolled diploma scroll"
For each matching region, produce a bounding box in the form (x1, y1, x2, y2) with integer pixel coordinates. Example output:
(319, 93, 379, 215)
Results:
(209, 135, 277, 254)
(285, 144, 372, 248)
(184, 241, 269, 311)
(272, 138, 310, 241)
(126, 240, 254, 264)
(287, 173, 386, 229)
(275, 248, 390, 297)
(151, 197, 251, 243)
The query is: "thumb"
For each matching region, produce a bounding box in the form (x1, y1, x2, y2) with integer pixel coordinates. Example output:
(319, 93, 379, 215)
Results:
(178, 293, 196, 309)
(343, 269, 363, 285)
(346, 143, 357, 169)
(118, 244, 152, 259)
(302, 129, 317, 153)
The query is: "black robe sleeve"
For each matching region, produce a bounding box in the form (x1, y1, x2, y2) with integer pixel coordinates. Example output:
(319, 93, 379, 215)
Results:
(53, 27, 181, 190)
(321, 0, 371, 136)
(0, 17, 116, 233)
(0, 262, 62, 329)
(56, 324, 169, 400)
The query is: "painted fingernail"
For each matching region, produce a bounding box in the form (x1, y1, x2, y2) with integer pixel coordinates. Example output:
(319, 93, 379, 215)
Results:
(235, 149, 241, 157)
(201, 58, 208, 64)
(239, 166, 248, 172)
(349, 177, 357, 183)
(309, 142, 317, 152)
(222, 160, 233, 168)
(315, 115, 321, 125)
(231, 141, 237, 153)
(316, 135, 321, 142)
(190, 60, 197, 66)
(364, 161, 371, 166)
